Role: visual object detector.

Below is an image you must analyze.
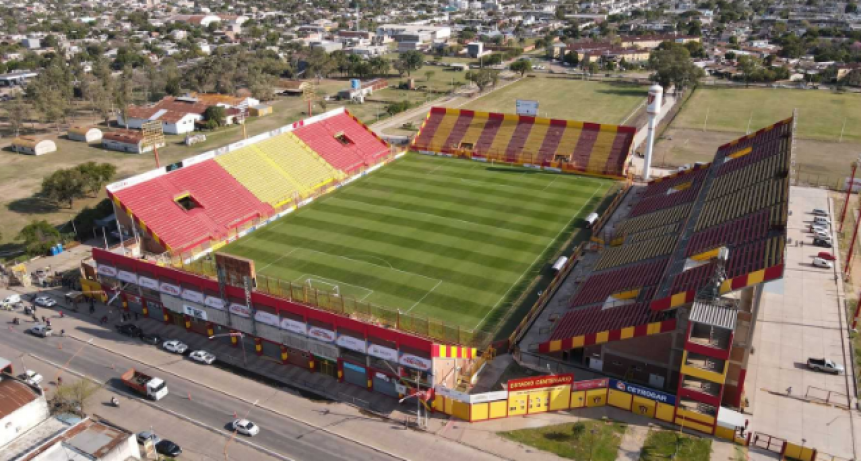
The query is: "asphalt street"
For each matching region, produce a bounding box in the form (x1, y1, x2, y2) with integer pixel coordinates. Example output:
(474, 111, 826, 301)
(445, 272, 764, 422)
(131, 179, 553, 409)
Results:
(0, 320, 399, 461)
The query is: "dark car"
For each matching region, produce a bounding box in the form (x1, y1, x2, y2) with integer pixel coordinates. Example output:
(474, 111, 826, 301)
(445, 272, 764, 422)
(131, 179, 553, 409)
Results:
(116, 324, 142, 337)
(139, 333, 162, 345)
(813, 238, 832, 248)
(155, 440, 182, 457)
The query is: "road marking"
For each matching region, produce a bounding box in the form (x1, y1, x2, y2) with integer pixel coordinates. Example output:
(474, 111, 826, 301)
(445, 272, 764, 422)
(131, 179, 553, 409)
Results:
(472, 182, 603, 330)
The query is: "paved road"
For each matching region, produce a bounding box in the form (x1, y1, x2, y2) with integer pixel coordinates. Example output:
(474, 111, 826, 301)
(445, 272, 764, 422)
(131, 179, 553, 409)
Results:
(0, 321, 398, 461)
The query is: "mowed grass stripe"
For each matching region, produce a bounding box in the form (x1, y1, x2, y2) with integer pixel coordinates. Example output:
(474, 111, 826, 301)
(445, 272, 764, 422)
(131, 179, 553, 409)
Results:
(374, 169, 596, 208)
(308, 202, 547, 256)
(248, 225, 516, 294)
(397, 156, 601, 190)
(285, 210, 538, 268)
(329, 193, 561, 238)
(221, 153, 614, 329)
(314, 200, 549, 252)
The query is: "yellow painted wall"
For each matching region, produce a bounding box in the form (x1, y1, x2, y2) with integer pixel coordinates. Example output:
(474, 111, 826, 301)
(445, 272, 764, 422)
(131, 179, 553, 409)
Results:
(675, 418, 712, 434)
(784, 443, 815, 461)
(677, 408, 716, 426)
(570, 391, 586, 408)
(452, 400, 470, 421)
(608, 389, 633, 410)
(528, 391, 550, 414)
(549, 388, 571, 411)
(631, 397, 656, 418)
(471, 402, 489, 421)
(586, 389, 608, 407)
(508, 393, 528, 416)
(714, 426, 735, 441)
(656, 403, 675, 422)
(445, 396, 454, 415)
(489, 401, 507, 419)
(433, 395, 445, 412)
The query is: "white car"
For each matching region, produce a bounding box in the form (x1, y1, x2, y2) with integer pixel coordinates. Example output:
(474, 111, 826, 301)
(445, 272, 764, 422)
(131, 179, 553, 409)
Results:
(814, 230, 831, 241)
(28, 324, 53, 337)
(34, 296, 57, 308)
(162, 340, 188, 354)
(18, 370, 43, 386)
(189, 350, 216, 365)
(136, 430, 161, 445)
(812, 208, 829, 217)
(813, 257, 834, 269)
(231, 419, 260, 436)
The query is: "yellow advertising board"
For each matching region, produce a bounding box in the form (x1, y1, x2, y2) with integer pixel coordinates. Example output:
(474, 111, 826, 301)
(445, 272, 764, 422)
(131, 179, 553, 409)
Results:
(506, 374, 574, 417)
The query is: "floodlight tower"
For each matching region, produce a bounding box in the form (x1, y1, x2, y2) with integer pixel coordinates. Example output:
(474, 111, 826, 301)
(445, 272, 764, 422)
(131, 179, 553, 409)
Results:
(642, 84, 663, 181)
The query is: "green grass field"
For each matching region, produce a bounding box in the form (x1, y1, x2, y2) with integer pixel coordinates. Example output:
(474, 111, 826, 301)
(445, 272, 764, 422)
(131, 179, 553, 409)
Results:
(462, 78, 647, 125)
(500, 420, 627, 461)
(221, 153, 612, 333)
(672, 87, 861, 141)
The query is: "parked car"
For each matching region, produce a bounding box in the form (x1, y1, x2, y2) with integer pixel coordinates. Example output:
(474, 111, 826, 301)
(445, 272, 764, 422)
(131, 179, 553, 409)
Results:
(137, 431, 161, 445)
(155, 440, 182, 457)
(18, 370, 43, 386)
(813, 238, 832, 248)
(807, 358, 844, 374)
(139, 333, 162, 345)
(813, 231, 831, 241)
(818, 252, 836, 261)
(163, 340, 188, 354)
(2, 294, 21, 307)
(189, 350, 216, 365)
(28, 324, 53, 337)
(116, 324, 143, 337)
(231, 419, 260, 436)
(812, 208, 829, 217)
(33, 296, 57, 308)
(813, 257, 833, 269)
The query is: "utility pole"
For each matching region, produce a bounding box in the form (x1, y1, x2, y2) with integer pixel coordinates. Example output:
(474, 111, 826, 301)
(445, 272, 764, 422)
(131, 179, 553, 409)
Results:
(844, 203, 861, 276)
(840, 159, 859, 232)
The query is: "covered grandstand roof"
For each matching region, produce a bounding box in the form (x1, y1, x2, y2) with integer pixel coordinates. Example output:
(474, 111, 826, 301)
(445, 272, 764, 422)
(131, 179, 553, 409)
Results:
(539, 117, 792, 353)
(412, 107, 637, 178)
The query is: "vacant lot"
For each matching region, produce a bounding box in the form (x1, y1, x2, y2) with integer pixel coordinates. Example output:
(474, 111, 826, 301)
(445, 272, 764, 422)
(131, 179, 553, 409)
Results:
(639, 430, 711, 461)
(222, 153, 611, 334)
(673, 87, 861, 142)
(461, 77, 647, 125)
(499, 420, 627, 461)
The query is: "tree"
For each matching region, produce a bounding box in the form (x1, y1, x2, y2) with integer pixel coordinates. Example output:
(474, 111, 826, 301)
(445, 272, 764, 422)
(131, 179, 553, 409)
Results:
(4, 96, 29, 137)
(76, 162, 117, 197)
(509, 60, 533, 77)
(53, 379, 101, 416)
(846, 2, 858, 13)
(738, 55, 761, 87)
(17, 220, 62, 256)
(564, 51, 580, 66)
(648, 43, 704, 93)
(204, 106, 227, 127)
(465, 69, 498, 92)
(398, 51, 424, 76)
(425, 70, 435, 82)
(114, 66, 135, 128)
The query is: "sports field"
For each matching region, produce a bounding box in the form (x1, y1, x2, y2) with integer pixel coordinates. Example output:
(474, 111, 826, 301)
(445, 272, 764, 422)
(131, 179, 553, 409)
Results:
(222, 153, 612, 333)
(673, 87, 861, 141)
(461, 78, 647, 125)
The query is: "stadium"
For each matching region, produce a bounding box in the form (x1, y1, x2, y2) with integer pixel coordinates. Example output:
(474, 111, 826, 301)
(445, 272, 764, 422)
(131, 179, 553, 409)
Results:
(87, 98, 791, 439)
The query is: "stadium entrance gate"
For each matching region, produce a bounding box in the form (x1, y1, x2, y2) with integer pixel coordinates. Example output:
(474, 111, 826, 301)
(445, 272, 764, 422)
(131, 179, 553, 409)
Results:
(316, 356, 337, 378)
(342, 360, 367, 388)
(372, 371, 399, 397)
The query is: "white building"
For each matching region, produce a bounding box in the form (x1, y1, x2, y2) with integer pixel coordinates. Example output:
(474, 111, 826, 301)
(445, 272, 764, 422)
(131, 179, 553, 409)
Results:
(68, 126, 103, 143)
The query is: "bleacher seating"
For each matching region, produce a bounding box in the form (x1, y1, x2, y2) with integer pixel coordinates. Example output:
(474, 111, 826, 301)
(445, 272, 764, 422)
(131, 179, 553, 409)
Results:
(630, 186, 700, 217)
(111, 160, 272, 252)
(570, 258, 669, 306)
(593, 235, 677, 271)
(685, 209, 770, 257)
(412, 108, 636, 177)
(293, 112, 390, 173)
(552, 287, 670, 340)
(614, 204, 693, 237)
(255, 134, 345, 191)
(641, 168, 709, 199)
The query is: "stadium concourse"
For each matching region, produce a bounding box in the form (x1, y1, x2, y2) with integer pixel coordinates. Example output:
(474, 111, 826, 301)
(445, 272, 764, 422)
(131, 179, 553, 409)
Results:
(519, 117, 792, 439)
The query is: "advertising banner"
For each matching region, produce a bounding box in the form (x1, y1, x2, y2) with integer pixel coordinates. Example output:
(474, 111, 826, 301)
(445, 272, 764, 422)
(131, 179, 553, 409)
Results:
(97, 264, 117, 277)
(182, 289, 204, 304)
(571, 378, 609, 391)
(204, 296, 225, 310)
(609, 379, 676, 405)
(507, 374, 574, 391)
(117, 270, 137, 284)
(138, 276, 159, 291)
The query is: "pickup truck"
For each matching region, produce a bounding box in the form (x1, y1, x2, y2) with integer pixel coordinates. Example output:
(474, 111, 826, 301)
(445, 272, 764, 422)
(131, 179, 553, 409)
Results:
(121, 368, 169, 400)
(807, 358, 845, 374)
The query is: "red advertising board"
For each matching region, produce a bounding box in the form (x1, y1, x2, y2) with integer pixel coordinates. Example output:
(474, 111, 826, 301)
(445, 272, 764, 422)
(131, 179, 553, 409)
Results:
(571, 378, 609, 391)
(507, 373, 574, 391)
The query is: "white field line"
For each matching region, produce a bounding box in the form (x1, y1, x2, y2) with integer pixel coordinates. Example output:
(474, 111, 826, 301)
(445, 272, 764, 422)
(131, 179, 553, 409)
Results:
(620, 98, 647, 126)
(541, 177, 558, 192)
(342, 254, 394, 269)
(405, 279, 444, 314)
(258, 247, 299, 272)
(295, 247, 442, 284)
(472, 183, 604, 331)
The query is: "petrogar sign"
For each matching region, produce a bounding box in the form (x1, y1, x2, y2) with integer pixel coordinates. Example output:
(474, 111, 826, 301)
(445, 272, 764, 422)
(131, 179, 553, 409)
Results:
(609, 379, 676, 405)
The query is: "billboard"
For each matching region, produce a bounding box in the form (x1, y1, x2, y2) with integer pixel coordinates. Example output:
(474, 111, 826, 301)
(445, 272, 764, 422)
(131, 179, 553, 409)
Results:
(609, 379, 676, 405)
(515, 99, 539, 117)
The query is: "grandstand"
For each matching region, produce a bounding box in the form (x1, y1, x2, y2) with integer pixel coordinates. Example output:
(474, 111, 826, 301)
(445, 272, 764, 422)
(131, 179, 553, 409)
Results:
(412, 107, 636, 178)
(532, 117, 792, 431)
(106, 108, 393, 255)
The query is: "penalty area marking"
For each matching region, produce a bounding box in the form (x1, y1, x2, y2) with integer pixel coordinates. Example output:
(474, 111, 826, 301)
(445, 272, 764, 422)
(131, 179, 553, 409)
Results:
(294, 273, 375, 301)
(404, 279, 444, 314)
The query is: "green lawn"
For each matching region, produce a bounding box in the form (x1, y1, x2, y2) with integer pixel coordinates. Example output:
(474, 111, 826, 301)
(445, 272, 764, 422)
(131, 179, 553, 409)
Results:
(500, 420, 627, 461)
(461, 78, 647, 124)
(221, 153, 611, 333)
(639, 430, 712, 461)
(672, 87, 861, 141)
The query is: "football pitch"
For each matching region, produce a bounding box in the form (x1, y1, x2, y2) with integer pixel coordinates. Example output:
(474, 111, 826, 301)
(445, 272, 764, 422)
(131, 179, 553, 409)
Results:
(221, 153, 613, 333)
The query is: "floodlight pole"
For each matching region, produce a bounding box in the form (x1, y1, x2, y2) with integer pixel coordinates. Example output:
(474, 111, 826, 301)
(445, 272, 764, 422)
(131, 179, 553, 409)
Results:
(840, 160, 859, 233)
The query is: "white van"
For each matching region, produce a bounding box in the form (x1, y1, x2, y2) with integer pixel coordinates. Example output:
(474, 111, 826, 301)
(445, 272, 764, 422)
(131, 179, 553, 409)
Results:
(2, 294, 21, 306)
(814, 216, 830, 226)
(585, 212, 599, 228)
